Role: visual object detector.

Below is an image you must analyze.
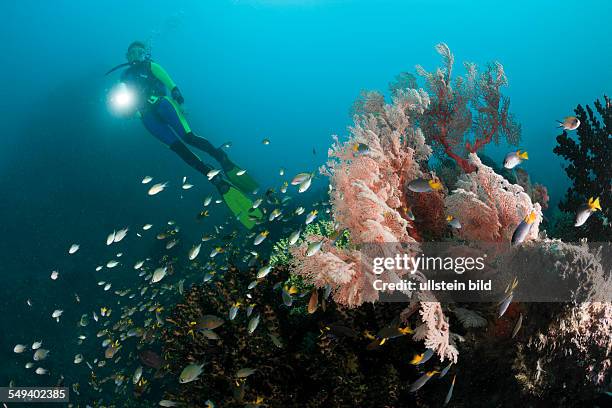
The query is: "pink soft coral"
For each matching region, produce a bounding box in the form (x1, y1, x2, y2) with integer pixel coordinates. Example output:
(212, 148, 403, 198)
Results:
(294, 65, 523, 363)
(289, 235, 379, 307)
(445, 153, 543, 242)
(293, 88, 461, 360)
(293, 89, 435, 307)
(322, 89, 432, 245)
(413, 300, 459, 363)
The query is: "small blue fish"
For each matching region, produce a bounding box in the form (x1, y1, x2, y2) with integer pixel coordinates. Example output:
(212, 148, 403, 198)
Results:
(443, 375, 456, 406)
(409, 370, 439, 392)
(498, 292, 513, 317)
(247, 314, 260, 334)
(447, 215, 462, 229)
(246, 304, 255, 317)
(420, 348, 435, 365)
(257, 265, 272, 279)
(305, 210, 318, 225)
(229, 303, 240, 320)
(511, 211, 536, 245)
(408, 178, 443, 193)
(575, 197, 601, 227)
(282, 289, 293, 307)
(439, 362, 452, 378)
(288, 230, 301, 246)
(323, 284, 332, 299)
(512, 313, 523, 338)
(503, 149, 528, 169)
(403, 207, 415, 221)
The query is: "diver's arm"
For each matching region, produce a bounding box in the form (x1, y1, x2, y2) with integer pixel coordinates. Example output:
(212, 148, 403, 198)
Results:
(150, 62, 176, 89)
(150, 62, 184, 104)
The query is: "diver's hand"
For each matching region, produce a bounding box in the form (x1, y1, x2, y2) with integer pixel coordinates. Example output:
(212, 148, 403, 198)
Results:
(171, 87, 184, 105)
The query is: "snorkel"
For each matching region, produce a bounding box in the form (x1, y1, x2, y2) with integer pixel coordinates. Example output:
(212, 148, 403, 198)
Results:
(105, 41, 150, 75)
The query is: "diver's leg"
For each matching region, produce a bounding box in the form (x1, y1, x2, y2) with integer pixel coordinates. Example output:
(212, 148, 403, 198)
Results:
(155, 97, 231, 167)
(183, 132, 232, 169)
(169, 140, 263, 229)
(155, 97, 192, 136)
(155, 97, 259, 193)
(141, 110, 213, 178)
(141, 109, 181, 146)
(168, 140, 216, 178)
(142, 107, 261, 229)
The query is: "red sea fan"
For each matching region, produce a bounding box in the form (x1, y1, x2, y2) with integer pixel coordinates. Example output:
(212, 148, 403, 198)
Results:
(417, 43, 521, 172)
(407, 189, 447, 240)
(532, 183, 549, 210)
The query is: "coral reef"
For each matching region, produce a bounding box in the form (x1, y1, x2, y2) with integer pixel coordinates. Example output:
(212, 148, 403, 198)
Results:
(159, 49, 610, 408)
(324, 87, 432, 245)
(416, 44, 521, 172)
(511, 240, 611, 400)
(163, 238, 610, 407)
(553, 95, 611, 241)
(444, 153, 543, 242)
(289, 235, 375, 308)
(161, 264, 455, 407)
(347, 44, 522, 174)
(293, 47, 538, 365)
(161, 264, 292, 407)
(415, 239, 611, 407)
(412, 300, 458, 363)
(300, 85, 440, 310)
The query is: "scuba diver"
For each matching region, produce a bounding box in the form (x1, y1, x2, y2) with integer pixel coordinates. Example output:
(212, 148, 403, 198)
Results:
(106, 41, 262, 229)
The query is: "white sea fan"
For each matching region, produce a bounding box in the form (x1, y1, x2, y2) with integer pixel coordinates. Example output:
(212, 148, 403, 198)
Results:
(435, 42, 454, 81)
(453, 307, 488, 329)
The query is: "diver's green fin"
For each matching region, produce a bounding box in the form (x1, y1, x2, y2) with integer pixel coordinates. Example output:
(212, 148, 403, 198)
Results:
(222, 186, 263, 229)
(225, 166, 259, 194)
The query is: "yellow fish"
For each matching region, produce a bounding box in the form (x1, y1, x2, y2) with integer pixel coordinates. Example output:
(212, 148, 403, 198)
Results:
(352, 142, 369, 154)
(511, 210, 537, 245)
(429, 179, 443, 190)
(409, 353, 425, 365)
(575, 197, 601, 227)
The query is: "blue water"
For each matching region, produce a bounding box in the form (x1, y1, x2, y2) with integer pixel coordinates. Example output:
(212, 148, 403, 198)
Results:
(1, 0, 610, 404)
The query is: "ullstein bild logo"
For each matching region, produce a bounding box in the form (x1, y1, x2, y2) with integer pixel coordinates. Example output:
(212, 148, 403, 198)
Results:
(373, 278, 492, 292)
